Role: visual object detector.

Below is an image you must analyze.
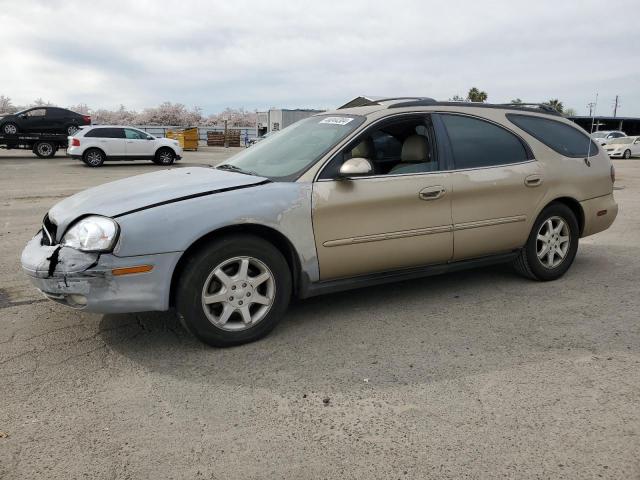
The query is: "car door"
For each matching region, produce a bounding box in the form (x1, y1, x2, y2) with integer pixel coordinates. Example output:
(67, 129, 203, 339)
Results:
(633, 137, 640, 156)
(43, 107, 63, 132)
(90, 127, 126, 157)
(124, 128, 153, 158)
(312, 114, 453, 280)
(435, 113, 546, 261)
(19, 108, 47, 133)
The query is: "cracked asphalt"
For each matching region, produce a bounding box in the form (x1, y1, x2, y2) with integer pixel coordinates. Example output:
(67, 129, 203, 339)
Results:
(1, 149, 639, 479)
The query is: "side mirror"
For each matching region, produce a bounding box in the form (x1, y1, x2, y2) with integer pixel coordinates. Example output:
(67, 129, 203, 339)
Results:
(146, 136, 153, 140)
(19, 114, 27, 118)
(338, 157, 373, 179)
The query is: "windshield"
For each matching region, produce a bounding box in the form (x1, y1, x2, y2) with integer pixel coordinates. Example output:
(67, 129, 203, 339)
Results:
(219, 114, 365, 180)
(610, 137, 632, 144)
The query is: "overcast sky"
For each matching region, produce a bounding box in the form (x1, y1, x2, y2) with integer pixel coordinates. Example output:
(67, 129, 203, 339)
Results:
(1, 0, 638, 116)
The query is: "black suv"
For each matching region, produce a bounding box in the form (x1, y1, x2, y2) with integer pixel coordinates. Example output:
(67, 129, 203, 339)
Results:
(0, 107, 91, 136)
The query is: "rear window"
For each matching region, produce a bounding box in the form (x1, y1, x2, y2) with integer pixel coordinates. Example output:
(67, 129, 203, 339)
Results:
(507, 114, 599, 157)
(85, 127, 124, 139)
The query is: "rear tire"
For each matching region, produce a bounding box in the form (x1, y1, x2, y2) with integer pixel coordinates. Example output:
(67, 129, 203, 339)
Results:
(66, 124, 79, 135)
(2, 123, 18, 135)
(82, 148, 105, 167)
(153, 148, 175, 165)
(623, 149, 631, 159)
(34, 141, 56, 158)
(513, 202, 579, 281)
(176, 234, 292, 347)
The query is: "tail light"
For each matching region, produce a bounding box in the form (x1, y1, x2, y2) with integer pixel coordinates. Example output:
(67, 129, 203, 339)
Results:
(611, 165, 615, 183)
(82, 115, 91, 124)
(71, 138, 80, 147)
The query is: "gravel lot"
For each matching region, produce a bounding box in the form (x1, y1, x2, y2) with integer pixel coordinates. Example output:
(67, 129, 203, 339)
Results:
(1, 148, 639, 479)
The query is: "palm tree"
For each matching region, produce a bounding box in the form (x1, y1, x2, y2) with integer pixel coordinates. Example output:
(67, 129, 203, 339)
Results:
(545, 99, 564, 113)
(467, 87, 488, 103)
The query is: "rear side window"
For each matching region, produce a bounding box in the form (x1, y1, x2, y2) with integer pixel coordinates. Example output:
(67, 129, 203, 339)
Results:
(85, 128, 125, 138)
(440, 114, 530, 169)
(507, 114, 599, 157)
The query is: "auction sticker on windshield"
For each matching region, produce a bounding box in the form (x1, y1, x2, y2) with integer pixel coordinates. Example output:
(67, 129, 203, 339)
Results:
(319, 117, 354, 125)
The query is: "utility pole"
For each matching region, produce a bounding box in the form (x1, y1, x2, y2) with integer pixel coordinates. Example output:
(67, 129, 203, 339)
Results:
(613, 95, 619, 118)
(587, 102, 595, 117)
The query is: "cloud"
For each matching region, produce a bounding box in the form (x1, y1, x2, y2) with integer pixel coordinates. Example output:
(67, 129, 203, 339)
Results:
(0, 0, 638, 115)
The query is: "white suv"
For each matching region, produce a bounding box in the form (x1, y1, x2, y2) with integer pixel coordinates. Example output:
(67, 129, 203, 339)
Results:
(68, 126, 183, 167)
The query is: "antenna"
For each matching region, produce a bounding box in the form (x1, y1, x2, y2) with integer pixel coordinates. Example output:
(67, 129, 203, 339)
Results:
(585, 93, 598, 164)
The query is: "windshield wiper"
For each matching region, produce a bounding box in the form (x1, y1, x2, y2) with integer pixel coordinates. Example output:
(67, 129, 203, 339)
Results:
(216, 164, 260, 176)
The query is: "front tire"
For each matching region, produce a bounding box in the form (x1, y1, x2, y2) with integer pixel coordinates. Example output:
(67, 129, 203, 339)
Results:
(514, 202, 579, 281)
(82, 148, 105, 167)
(153, 148, 175, 165)
(623, 149, 631, 159)
(176, 235, 292, 347)
(2, 123, 18, 135)
(34, 141, 56, 158)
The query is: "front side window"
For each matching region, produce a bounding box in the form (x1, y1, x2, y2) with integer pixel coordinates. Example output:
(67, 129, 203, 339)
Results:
(441, 114, 529, 169)
(508, 114, 599, 157)
(319, 115, 438, 179)
(610, 137, 632, 144)
(219, 115, 365, 180)
(26, 108, 46, 117)
(124, 128, 147, 140)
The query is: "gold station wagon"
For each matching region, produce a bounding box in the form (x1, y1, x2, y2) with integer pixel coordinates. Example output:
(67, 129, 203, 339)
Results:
(22, 98, 618, 347)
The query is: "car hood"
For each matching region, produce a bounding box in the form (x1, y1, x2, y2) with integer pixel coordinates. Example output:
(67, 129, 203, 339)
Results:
(48, 167, 269, 237)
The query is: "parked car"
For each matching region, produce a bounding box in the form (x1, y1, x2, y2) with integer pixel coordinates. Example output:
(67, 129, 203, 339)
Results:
(67, 126, 183, 167)
(21, 99, 617, 347)
(591, 130, 626, 145)
(0, 107, 91, 136)
(603, 136, 640, 159)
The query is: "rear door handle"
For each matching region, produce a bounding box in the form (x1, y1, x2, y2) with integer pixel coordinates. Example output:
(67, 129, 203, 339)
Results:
(525, 175, 543, 187)
(419, 186, 446, 200)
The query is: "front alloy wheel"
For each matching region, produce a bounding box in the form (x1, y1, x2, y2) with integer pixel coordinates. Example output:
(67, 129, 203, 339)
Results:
(201, 256, 276, 331)
(176, 234, 291, 347)
(623, 149, 631, 159)
(3, 123, 18, 135)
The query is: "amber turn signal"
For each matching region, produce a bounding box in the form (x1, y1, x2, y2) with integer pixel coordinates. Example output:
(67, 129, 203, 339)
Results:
(111, 265, 154, 276)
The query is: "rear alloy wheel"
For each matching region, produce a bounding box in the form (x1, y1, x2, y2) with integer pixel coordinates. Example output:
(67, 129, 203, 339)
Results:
(66, 125, 79, 135)
(176, 234, 291, 347)
(513, 202, 579, 281)
(154, 148, 175, 165)
(2, 123, 18, 135)
(34, 142, 56, 158)
(623, 149, 631, 159)
(83, 148, 105, 167)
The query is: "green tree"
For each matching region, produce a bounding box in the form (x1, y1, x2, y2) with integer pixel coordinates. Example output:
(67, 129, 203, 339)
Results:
(467, 87, 488, 103)
(545, 99, 564, 113)
(510, 98, 523, 104)
(563, 107, 577, 117)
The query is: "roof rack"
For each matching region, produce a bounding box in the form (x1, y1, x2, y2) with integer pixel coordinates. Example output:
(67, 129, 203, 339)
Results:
(495, 103, 562, 115)
(387, 100, 563, 116)
(338, 96, 436, 109)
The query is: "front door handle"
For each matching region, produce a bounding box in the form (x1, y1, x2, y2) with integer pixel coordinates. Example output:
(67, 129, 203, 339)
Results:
(419, 186, 446, 201)
(524, 175, 543, 187)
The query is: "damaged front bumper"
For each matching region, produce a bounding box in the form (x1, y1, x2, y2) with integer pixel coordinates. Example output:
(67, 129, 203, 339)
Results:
(21, 232, 181, 313)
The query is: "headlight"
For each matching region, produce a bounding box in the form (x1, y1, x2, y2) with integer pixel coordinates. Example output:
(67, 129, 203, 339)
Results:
(61, 215, 119, 252)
